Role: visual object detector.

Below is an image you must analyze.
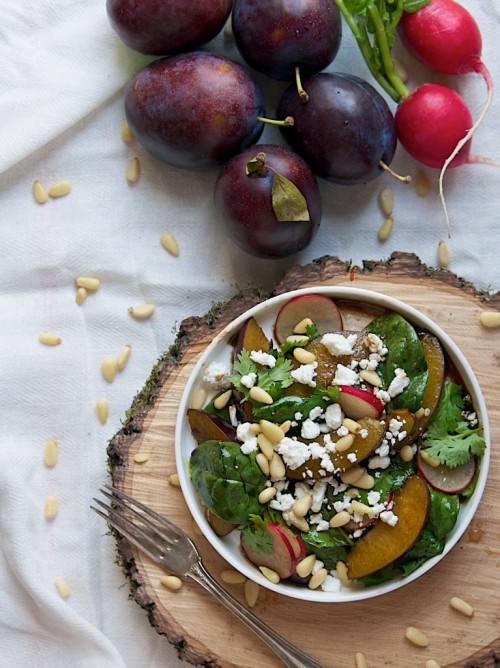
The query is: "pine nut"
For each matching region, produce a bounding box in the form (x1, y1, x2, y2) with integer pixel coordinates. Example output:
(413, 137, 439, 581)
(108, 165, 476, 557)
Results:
(269, 453, 286, 480)
(293, 347, 316, 364)
(280, 420, 291, 434)
(75, 287, 87, 305)
(394, 58, 409, 82)
(415, 169, 430, 196)
(248, 423, 262, 434)
(438, 239, 450, 268)
(250, 386, 273, 404)
(351, 500, 375, 517)
(293, 317, 314, 334)
(426, 661, 441, 668)
(377, 216, 394, 241)
(160, 232, 179, 257)
(168, 473, 180, 486)
(259, 566, 280, 584)
(44, 496, 59, 520)
(133, 453, 149, 464)
(75, 276, 100, 290)
(128, 303, 155, 319)
(359, 369, 382, 387)
(257, 433, 275, 460)
(296, 554, 316, 578)
(450, 596, 474, 617)
(335, 433, 355, 452)
(355, 474, 375, 490)
(33, 179, 48, 204)
(340, 467, 365, 485)
(405, 626, 429, 647)
(355, 652, 368, 668)
(214, 389, 232, 410)
(345, 488, 360, 498)
(96, 398, 109, 424)
(159, 575, 182, 591)
(116, 344, 132, 371)
(220, 569, 246, 584)
(480, 310, 500, 328)
(43, 439, 58, 467)
(101, 357, 117, 383)
(420, 450, 441, 467)
(336, 561, 351, 586)
(329, 510, 351, 528)
(292, 494, 312, 518)
(379, 188, 394, 216)
(258, 487, 277, 504)
(256, 453, 270, 477)
(343, 418, 362, 434)
(126, 156, 140, 183)
(48, 180, 71, 198)
(287, 512, 309, 533)
(399, 444, 414, 462)
(308, 567, 328, 590)
(259, 420, 284, 443)
(38, 332, 61, 346)
(244, 579, 260, 607)
(121, 119, 134, 144)
(54, 576, 71, 598)
(190, 388, 207, 410)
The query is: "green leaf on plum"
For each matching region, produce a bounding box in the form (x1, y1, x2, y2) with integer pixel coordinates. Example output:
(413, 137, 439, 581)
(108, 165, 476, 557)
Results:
(271, 172, 310, 222)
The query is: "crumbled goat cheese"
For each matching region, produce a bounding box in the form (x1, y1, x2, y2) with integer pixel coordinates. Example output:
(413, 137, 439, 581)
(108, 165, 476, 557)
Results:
(277, 437, 311, 470)
(367, 490, 381, 505)
(397, 431, 408, 442)
(359, 429, 369, 439)
(336, 425, 349, 437)
(332, 364, 359, 386)
(270, 492, 295, 512)
(321, 574, 342, 592)
(347, 452, 357, 463)
(202, 362, 230, 389)
(291, 361, 318, 387)
(325, 403, 343, 430)
(321, 332, 358, 356)
(312, 559, 325, 574)
(250, 350, 276, 367)
(236, 423, 259, 453)
(240, 372, 257, 389)
(387, 368, 410, 398)
(301, 418, 321, 440)
(368, 454, 391, 469)
(388, 418, 404, 434)
(311, 479, 329, 511)
(309, 406, 324, 421)
(375, 388, 391, 404)
(380, 510, 399, 526)
(375, 442, 390, 457)
(364, 333, 384, 353)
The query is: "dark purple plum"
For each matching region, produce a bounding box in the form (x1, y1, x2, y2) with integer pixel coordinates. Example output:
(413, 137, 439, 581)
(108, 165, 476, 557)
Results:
(214, 144, 322, 258)
(232, 0, 341, 81)
(106, 0, 232, 56)
(277, 72, 397, 184)
(125, 53, 265, 170)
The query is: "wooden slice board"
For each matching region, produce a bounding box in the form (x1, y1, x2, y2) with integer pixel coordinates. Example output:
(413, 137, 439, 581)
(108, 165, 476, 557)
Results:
(108, 253, 500, 668)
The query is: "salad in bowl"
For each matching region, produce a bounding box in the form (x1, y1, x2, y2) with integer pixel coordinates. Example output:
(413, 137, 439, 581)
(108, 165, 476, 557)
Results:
(175, 288, 489, 602)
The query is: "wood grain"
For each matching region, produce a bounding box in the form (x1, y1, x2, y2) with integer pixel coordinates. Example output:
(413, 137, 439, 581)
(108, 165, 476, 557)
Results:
(108, 252, 500, 668)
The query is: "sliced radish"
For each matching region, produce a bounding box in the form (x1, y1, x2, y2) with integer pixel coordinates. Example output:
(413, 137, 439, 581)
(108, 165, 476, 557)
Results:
(291, 532, 307, 561)
(241, 522, 299, 578)
(338, 385, 385, 420)
(417, 449, 476, 494)
(274, 293, 343, 344)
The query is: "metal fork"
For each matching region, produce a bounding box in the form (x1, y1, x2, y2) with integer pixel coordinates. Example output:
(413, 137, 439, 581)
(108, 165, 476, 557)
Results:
(91, 485, 327, 668)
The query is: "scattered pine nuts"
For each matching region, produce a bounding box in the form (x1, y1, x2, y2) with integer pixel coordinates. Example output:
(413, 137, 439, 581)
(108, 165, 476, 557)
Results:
(355, 652, 368, 668)
(296, 554, 316, 578)
(213, 389, 232, 410)
(293, 347, 316, 364)
(121, 119, 134, 144)
(249, 386, 273, 405)
(220, 569, 246, 584)
(259, 420, 284, 443)
(420, 450, 441, 467)
(48, 180, 72, 198)
(450, 596, 474, 617)
(335, 433, 355, 453)
(159, 575, 183, 591)
(33, 180, 48, 204)
(116, 344, 132, 371)
(101, 357, 117, 383)
(269, 453, 286, 480)
(379, 188, 394, 216)
(480, 310, 500, 328)
(96, 398, 109, 424)
(287, 511, 309, 533)
(293, 317, 314, 334)
(378, 216, 394, 242)
(308, 567, 328, 590)
(329, 510, 351, 528)
(126, 156, 140, 184)
(38, 332, 61, 346)
(54, 576, 71, 598)
(44, 496, 59, 520)
(285, 334, 309, 345)
(75, 276, 100, 290)
(160, 232, 180, 257)
(425, 661, 441, 668)
(292, 494, 312, 518)
(351, 500, 375, 517)
(128, 303, 155, 319)
(43, 439, 58, 467)
(405, 626, 429, 647)
(256, 453, 270, 476)
(438, 239, 450, 268)
(399, 444, 414, 462)
(336, 561, 350, 586)
(356, 474, 375, 490)
(168, 473, 180, 486)
(190, 388, 207, 410)
(257, 433, 275, 460)
(340, 467, 365, 485)
(244, 579, 260, 607)
(415, 169, 430, 196)
(75, 287, 87, 305)
(343, 418, 362, 434)
(133, 453, 149, 464)
(258, 487, 277, 504)
(259, 566, 280, 584)
(359, 369, 382, 387)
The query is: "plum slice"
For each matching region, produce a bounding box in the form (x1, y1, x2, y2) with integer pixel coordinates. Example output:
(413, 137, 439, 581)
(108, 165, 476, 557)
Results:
(233, 316, 271, 358)
(417, 448, 476, 494)
(241, 521, 302, 579)
(187, 408, 236, 443)
(416, 331, 446, 435)
(338, 385, 385, 420)
(274, 293, 343, 344)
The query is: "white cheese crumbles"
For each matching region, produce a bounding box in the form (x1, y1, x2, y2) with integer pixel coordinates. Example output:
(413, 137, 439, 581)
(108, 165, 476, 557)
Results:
(321, 332, 358, 356)
(249, 349, 276, 367)
(240, 372, 257, 389)
(202, 361, 230, 389)
(387, 367, 410, 398)
(236, 423, 258, 454)
(291, 361, 318, 387)
(332, 364, 359, 386)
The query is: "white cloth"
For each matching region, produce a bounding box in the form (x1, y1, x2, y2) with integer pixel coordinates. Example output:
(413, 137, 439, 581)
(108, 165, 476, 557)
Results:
(0, 0, 498, 666)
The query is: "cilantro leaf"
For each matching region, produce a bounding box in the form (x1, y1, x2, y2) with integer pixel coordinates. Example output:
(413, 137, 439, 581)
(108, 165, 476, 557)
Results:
(227, 349, 294, 402)
(227, 349, 258, 399)
(241, 515, 274, 554)
(426, 381, 463, 440)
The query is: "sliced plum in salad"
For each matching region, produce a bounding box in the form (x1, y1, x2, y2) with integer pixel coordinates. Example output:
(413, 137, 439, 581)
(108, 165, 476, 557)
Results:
(187, 293, 486, 591)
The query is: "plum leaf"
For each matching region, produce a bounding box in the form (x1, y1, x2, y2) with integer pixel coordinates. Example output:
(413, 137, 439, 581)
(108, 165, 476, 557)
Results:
(271, 172, 310, 222)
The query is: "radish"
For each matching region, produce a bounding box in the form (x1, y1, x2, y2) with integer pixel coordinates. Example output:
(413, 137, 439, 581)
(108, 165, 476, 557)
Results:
(337, 385, 385, 420)
(335, 0, 494, 233)
(273, 293, 343, 345)
(417, 448, 476, 494)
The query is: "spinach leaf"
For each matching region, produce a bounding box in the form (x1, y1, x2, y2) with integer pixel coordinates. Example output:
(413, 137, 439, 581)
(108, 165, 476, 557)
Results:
(428, 487, 460, 539)
(253, 386, 340, 423)
(300, 527, 352, 569)
(366, 313, 428, 412)
(190, 440, 267, 524)
(404, 526, 445, 559)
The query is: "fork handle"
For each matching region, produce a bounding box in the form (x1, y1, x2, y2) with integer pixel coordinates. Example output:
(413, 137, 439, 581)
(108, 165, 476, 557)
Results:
(189, 562, 328, 668)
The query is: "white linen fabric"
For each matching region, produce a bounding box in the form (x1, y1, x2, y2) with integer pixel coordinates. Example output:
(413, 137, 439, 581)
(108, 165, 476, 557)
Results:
(0, 0, 498, 666)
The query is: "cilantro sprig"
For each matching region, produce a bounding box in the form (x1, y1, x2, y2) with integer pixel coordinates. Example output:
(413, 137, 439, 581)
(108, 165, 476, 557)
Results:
(280, 322, 319, 353)
(227, 349, 295, 402)
(421, 381, 486, 468)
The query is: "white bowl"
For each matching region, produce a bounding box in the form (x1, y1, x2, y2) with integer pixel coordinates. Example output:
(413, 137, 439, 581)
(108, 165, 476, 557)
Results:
(174, 287, 490, 602)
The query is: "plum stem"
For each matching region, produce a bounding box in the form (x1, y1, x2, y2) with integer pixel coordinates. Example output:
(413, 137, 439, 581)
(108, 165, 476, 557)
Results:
(257, 116, 295, 127)
(379, 161, 412, 183)
(294, 66, 309, 103)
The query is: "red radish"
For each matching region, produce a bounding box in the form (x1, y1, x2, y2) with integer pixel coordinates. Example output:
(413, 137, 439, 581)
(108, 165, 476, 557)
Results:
(337, 385, 385, 420)
(273, 293, 343, 345)
(417, 448, 476, 494)
(240, 521, 301, 578)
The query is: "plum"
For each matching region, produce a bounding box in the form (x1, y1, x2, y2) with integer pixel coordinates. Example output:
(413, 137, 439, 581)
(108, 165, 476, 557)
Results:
(232, 0, 341, 82)
(214, 144, 321, 258)
(125, 53, 265, 170)
(106, 0, 232, 55)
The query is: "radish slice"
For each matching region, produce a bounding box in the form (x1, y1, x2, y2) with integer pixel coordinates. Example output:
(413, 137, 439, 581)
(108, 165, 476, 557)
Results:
(241, 522, 299, 578)
(338, 385, 385, 420)
(417, 449, 476, 494)
(274, 293, 343, 344)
